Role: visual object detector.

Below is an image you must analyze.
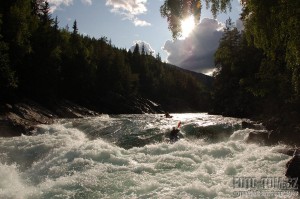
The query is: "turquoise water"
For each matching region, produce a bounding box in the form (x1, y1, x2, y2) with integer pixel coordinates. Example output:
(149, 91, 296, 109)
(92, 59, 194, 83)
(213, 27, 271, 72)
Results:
(0, 113, 296, 198)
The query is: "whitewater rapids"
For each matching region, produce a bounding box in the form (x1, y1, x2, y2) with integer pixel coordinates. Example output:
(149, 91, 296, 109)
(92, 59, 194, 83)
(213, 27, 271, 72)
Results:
(0, 113, 296, 198)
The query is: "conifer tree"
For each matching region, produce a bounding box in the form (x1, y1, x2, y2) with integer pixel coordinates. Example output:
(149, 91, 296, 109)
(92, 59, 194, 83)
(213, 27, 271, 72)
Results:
(133, 43, 139, 54)
(72, 20, 78, 35)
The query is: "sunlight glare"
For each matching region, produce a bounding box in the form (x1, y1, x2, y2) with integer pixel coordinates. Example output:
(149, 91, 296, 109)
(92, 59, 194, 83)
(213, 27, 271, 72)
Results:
(181, 16, 195, 38)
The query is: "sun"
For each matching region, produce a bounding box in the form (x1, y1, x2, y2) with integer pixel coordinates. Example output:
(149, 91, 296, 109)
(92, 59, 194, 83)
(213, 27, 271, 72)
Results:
(181, 16, 195, 38)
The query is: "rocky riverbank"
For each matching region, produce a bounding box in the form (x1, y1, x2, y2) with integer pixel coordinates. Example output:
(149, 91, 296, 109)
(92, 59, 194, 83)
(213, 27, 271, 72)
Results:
(0, 99, 99, 137)
(244, 114, 300, 149)
(0, 96, 164, 137)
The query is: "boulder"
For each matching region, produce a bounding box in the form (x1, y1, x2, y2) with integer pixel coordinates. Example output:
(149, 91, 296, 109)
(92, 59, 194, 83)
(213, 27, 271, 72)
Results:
(285, 155, 300, 192)
(246, 130, 271, 145)
(276, 148, 300, 156)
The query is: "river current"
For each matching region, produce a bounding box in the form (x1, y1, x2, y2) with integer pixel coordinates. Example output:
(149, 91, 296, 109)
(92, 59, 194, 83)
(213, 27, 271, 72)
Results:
(0, 113, 297, 198)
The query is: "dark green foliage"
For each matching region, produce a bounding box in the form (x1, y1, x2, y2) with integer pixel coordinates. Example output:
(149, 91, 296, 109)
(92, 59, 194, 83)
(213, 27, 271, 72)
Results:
(212, 19, 263, 116)
(0, 0, 209, 112)
(0, 17, 18, 98)
(241, 0, 300, 99)
(212, 0, 300, 117)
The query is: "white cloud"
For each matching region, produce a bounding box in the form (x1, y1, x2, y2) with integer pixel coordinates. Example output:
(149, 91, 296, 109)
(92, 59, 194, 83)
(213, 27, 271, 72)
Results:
(48, 0, 73, 11)
(106, 0, 147, 15)
(129, 40, 155, 55)
(81, 0, 92, 6)
(48, 0, 150, 26)
(163, 18, 224, 74)
(105, 0, 151, 27)
(133, 18, 151, 27)
(48, 0, 73, 6)
(48, 0, 92, 11)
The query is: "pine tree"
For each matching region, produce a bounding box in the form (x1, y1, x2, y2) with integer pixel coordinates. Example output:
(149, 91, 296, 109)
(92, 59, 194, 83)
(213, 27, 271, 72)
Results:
(141, 43, 146, 55)
(72, 20, 78, 35)
(156, 53, 161, 62)
(133, 43, 139, 54)
(54, 16, 59, 31)
(40, 1, 52, 25)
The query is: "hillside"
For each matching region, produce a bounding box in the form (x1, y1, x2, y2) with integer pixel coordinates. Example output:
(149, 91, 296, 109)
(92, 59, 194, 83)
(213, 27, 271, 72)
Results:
(0, 0, 212, 115)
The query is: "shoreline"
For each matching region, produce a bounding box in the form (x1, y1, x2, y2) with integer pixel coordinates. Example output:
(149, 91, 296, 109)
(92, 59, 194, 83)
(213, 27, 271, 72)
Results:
(1, 99, 299, 150)
(0, 96, 168, 137)
(0, 99, 100, 137)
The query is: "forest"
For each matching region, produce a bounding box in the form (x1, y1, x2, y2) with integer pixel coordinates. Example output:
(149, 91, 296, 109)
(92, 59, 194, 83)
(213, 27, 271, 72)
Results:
(0, 0, 211, 113)
(211, 0, 300, 119)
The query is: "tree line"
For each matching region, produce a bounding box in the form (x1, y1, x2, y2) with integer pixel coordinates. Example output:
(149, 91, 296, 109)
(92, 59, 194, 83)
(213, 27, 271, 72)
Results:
(0, 0, 211, 112)
(212, 0, 300, 117)
(160, 0, 300, 117)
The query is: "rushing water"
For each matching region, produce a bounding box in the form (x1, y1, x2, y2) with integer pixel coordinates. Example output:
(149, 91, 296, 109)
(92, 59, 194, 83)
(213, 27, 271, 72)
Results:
(0, 113, 297, 198)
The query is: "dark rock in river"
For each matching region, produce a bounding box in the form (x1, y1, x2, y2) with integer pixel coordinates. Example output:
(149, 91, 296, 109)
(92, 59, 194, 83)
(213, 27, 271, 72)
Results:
(285, 155, 300, 176)
(246, 130, 271, 145)
(276, 148, 300, 156)
(261, 113, 300, 146)
(241, 121, 264, 130)
(285, 154, 300, 192)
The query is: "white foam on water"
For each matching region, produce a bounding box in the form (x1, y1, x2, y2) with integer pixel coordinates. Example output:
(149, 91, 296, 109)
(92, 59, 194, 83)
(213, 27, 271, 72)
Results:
(0, 114, 297, 199)
(0, 163, 36, 199)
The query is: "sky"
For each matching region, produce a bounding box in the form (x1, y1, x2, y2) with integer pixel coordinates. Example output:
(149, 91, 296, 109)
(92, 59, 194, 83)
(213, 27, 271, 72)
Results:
(50, 0, 243, 75)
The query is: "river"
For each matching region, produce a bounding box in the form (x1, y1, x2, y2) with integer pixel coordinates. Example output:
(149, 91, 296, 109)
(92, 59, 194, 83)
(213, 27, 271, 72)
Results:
(0, 113, 297, 198)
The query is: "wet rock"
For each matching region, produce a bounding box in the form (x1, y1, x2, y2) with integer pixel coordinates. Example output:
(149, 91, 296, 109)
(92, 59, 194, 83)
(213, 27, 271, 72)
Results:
(0, 101, 55, 136)
(285, 155, 300, 192)
(132, 97, 164, 113)
(0, 119, 24, 137)
(0, 96, 164, 137)
(256, 110, 300, 146)
(94, 92, 164, 114)
(246, 130, 271, 145)
(0, 99, 100, 137)
(241, 121, 264, 130)
(276, 148, 300, 156)
(54, 100, 100, 118)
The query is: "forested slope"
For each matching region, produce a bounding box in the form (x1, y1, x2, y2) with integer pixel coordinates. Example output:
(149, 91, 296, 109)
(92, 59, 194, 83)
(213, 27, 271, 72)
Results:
(0, 0, 211, 113)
